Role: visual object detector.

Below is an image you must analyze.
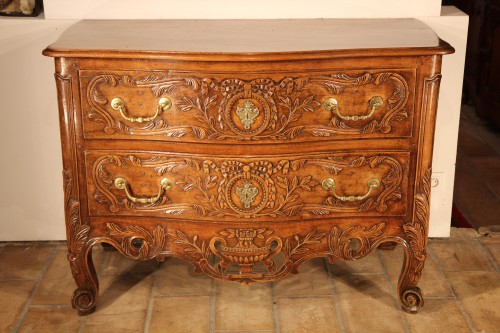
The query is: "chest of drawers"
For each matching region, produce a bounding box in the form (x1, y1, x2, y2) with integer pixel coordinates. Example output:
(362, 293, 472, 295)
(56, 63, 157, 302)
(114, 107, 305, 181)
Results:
(43, 19, 453, 316)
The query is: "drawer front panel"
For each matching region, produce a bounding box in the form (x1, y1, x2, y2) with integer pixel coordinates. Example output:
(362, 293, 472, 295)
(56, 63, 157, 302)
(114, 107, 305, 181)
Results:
(80, 69, 415, 143)
(86, 151, 410, 220)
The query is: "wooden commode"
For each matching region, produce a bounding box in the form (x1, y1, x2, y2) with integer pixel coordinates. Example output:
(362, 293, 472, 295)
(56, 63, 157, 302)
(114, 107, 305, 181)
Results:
(43, 19, 454, 315)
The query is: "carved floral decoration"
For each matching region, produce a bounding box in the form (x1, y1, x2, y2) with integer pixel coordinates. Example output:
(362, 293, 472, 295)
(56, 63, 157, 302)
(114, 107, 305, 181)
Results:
(92, 154, 405, 218)
(63, 170, 89, 276)
(105, 223, 167, 260)
(103, 222, 387, 283)
(86, 72, 408, 140)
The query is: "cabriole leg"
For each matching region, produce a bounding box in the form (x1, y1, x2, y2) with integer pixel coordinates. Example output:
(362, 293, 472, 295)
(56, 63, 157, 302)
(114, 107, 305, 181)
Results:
(397, 240, 425, 313)
(68, 243, 99, 316)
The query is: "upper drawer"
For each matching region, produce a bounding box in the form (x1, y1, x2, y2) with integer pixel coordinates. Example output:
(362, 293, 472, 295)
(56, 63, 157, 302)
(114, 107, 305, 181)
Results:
(85, 150, 410, 221)
(80, 69, 416, 143)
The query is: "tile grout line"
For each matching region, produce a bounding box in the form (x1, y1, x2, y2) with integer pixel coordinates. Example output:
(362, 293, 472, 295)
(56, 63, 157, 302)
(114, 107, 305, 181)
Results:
(28, 304, 72, 308)
(376, 249, 411, 333)
(271, 281, 281, 333)
(428, 249, 477, 333)
(209, 276, 217, 333)
(143, 261, 160, 333)
(274, 294, 336, 299)
(11, 244, 58, 333)
(215, 329, 274, 333)
(437, 268, 499, 273)
(324, 258, 346, 333)
(476, 238, 500, 272)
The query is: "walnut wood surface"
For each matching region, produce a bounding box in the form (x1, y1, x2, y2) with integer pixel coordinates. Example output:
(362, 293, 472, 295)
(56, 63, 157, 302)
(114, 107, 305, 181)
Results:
(44, 19, 453, 316)
(43, 19, 453, 60)
(80, 69, 415, 142)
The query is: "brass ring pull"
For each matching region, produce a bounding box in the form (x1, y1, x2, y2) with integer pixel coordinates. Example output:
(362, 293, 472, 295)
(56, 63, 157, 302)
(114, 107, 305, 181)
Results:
(322, 178, 381, 202)
(324, 96, 383, 121)
(114, 177, 173, 203)
(110, 97, 172, 123)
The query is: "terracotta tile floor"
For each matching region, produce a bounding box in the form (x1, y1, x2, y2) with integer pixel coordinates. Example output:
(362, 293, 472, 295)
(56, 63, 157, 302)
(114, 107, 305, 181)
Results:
(0, 228, 499, 333)
(454, 105, 500, 230)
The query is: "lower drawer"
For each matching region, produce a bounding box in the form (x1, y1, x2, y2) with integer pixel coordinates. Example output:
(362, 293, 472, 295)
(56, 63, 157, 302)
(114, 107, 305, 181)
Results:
(85, 150, 410, 221)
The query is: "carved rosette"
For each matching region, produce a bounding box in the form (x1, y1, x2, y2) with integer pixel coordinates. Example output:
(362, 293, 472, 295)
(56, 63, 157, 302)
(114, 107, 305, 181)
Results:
(86, 72, 408, 141)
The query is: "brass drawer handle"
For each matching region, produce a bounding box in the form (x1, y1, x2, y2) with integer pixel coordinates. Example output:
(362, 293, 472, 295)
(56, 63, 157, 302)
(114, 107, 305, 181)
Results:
(322, 178, 380, 202)
(110, 97, 172, 123)
(324, 96, 383, 121)
(114, 177, 173, 203)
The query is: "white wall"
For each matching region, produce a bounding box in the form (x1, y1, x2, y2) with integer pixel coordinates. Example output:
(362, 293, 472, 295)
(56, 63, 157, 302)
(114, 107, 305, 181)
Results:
(420, 7, 468, 237)
(0, 17, 76, 240)
(0, 3, 467, 240)
(43, 0, 441, 19)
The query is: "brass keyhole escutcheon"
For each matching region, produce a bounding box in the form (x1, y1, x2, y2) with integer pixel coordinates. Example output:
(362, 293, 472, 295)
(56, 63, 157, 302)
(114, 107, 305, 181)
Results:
(236, 100, 260, 130)
(236, 182, 259, 208)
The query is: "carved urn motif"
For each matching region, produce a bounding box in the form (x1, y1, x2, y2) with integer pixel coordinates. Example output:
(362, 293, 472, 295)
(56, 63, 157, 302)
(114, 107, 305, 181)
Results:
(210, 228, 282, 276)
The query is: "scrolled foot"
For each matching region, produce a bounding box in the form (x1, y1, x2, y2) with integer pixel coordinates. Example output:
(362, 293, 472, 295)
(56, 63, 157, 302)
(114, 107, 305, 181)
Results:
(400, 287, 424, 314)
(72, 288, 96, 316)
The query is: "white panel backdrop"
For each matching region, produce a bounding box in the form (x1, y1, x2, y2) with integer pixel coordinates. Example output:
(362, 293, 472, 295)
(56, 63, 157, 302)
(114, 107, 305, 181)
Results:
(43, 0, 441, 19)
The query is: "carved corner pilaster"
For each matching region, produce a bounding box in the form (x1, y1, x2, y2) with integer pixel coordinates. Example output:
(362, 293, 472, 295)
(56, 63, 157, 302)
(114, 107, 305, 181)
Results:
(56, 73, 97, 316)
(399, 168, 431, 313)
(397, 70, 443, 314)
(63, 169, 95, 316)
(63, 170, 90, 276)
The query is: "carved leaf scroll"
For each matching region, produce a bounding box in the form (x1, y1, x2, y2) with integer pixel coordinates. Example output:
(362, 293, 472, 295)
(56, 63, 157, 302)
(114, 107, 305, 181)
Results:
(91, 153, 405, 219)
(328, 222, 386, 261)
(309, 72, 409, 136)
(402, 168, 431, 284)
(105, 223, 167, 260)
(64, 170, 90, 276)
(86, 72, 409, 141)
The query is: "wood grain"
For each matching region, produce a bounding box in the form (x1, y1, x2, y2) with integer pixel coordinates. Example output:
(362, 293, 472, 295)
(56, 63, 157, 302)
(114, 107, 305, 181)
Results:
(43, 19, 453, 60)
(43, 19, 453, 316)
